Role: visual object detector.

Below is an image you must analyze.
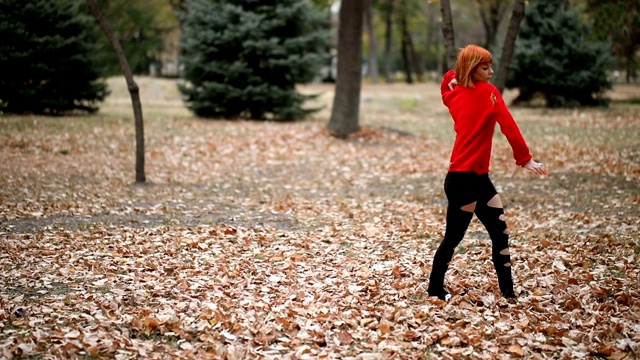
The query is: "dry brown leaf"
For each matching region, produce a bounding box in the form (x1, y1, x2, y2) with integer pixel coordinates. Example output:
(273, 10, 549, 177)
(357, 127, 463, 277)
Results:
(507, 344, 525, 357)
(337, 330, 353, 346)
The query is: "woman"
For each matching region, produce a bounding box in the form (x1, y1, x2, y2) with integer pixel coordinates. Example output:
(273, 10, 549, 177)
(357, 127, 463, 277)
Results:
(427, 45, 548, 301)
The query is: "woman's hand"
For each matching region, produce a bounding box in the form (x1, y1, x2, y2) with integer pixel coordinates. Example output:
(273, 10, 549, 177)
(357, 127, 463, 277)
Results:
(524, 160, 548, 176)
(448, 78, 458, 90)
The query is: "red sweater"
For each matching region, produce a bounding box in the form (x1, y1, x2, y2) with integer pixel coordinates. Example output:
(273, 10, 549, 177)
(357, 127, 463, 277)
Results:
(441, 70, 532, 174)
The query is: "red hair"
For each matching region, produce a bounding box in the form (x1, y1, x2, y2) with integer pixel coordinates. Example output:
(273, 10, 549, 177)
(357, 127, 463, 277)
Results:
(455, 45, 493, 88)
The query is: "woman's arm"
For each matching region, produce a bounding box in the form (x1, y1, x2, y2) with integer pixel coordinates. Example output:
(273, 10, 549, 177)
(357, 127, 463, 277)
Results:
(489, 88, 534, 167)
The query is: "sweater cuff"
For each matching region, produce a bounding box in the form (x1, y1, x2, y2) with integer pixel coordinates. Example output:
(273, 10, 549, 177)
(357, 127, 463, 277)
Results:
(516, 155, 533, 167)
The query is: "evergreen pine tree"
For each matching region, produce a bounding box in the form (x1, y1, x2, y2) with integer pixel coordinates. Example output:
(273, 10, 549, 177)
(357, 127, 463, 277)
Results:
(178, 0, 329, 120)
(0, 0, 108, 115)
(506, 0, 612, 107)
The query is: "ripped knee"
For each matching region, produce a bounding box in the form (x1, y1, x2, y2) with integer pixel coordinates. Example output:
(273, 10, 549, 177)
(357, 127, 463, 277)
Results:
(488, 194, 503, 208)
(460, 201, 476, 212)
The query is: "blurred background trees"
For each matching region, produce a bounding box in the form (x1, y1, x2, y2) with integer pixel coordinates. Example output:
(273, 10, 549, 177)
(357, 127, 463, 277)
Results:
(582, 0, 640, 84)
(0, 0, 638, 116)
(73, 0, 635, 87)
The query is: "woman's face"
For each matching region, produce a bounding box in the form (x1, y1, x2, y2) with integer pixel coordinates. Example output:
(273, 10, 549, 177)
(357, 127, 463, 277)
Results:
(472, 63, 494, 83)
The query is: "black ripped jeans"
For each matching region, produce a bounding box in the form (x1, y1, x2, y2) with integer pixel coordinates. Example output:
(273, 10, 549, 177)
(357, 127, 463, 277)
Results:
(428, 172, 515, 298)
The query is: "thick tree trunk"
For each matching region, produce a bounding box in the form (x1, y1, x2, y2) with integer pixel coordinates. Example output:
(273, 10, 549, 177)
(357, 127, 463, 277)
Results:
(440, 0, 457, 70)
(327, 0, 364, 138)
(87, 0, 146, 183)
(383, 0, 394, 83)
(364, 0, 379, 84)
(493, 0, 525, 94)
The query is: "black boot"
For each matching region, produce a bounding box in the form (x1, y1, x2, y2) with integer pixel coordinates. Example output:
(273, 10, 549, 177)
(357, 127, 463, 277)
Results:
(494, 260, 516, 298)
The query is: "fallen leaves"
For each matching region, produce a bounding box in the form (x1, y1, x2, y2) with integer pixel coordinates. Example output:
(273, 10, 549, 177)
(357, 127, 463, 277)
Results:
(508, 343, 525, 357)
(0, 81, 639, 358)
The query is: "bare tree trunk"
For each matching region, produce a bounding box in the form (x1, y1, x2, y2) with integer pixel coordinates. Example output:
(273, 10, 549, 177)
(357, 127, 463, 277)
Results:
(364, 0, 379, 84)
(398, 0, 422, 82)
(626, 53, 634, 83)
(440, 0, 457, 70)
(424, 2, 436, 74)
(87, 0, 146, 183)
(383, 0, 394, 83)
(401, 29, 413, 83)
(475, 0, 509, 51)
(399, 1, 413, 84)
(325, 1, 337, 83)
(493, 0, 525, 94)
(405, 27, 423, 82)
(328, 0, 364, 138)
(435, 22, 444, 76)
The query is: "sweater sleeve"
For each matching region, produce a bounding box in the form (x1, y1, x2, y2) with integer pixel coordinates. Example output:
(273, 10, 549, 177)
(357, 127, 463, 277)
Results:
(440, 70, 456, 102)
(491, 89, 533, 166)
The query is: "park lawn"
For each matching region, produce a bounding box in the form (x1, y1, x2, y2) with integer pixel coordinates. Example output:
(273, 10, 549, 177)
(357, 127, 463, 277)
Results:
(0, 78, 639, 359)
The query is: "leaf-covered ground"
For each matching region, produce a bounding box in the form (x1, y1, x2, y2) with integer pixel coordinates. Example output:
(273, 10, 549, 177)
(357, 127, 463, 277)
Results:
(1, 78, 639, 359)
